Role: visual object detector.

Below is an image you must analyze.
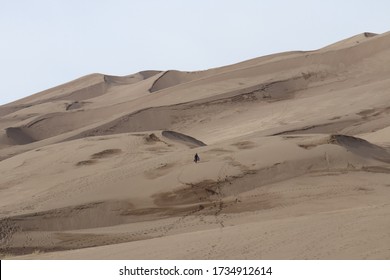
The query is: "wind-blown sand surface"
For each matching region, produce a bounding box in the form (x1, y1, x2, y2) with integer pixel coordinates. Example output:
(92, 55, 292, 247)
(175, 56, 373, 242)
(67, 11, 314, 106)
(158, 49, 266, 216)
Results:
(1, 32, 390, 259)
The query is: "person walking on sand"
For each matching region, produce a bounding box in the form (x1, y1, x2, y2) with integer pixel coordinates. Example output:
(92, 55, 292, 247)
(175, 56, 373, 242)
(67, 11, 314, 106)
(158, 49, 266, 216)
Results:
(194, 153, 200, 163)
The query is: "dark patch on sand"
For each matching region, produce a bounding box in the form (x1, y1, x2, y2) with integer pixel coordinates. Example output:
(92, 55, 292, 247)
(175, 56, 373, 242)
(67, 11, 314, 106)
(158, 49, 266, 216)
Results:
(144, 133, 162, 144)
(91, 149, 122, 159)
(76, 160, 97, 166)
(5, 127, 36, 145)
(231, 141, 256, 149)
(66, 101, 83, 111)
(162, 130, 206, 147)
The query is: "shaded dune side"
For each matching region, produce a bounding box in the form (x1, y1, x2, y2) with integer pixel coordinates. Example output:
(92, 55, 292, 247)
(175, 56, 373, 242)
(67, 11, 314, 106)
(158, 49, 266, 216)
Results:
(5, 127, 36, 145)
(162, 130, 206, 147)
(3, 112, 79, 144)
(329, 134, 390, 163)
(149, 70, 212, 93)
(3, 106, 123, 144)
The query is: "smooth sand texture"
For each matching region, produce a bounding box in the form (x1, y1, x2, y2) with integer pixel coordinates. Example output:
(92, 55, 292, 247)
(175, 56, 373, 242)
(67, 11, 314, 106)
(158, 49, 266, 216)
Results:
(1, 32, 390, 259)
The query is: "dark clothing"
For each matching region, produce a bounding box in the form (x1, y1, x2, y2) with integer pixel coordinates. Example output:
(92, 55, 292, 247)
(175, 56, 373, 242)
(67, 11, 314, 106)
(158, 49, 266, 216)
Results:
(194, 153, 200, 163)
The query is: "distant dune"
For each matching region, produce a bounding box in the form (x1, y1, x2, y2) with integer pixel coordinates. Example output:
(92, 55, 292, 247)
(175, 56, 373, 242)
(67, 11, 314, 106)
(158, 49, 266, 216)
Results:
(1, 31, 390, 260)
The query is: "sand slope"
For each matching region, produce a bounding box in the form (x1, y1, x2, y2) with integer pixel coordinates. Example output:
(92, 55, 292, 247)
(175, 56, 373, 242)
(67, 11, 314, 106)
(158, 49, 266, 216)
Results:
(1, 32, 390, 259)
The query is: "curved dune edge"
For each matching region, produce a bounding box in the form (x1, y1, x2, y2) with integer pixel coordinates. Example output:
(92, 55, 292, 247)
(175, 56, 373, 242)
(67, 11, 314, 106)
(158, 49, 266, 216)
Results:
(149, 70, 211, 93)
(329, 134, 390, 163)
(162, 130, 206, 147)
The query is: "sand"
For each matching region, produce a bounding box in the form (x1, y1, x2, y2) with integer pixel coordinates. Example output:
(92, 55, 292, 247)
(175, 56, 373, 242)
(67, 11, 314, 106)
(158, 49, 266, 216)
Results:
(1, 31, 390, 259)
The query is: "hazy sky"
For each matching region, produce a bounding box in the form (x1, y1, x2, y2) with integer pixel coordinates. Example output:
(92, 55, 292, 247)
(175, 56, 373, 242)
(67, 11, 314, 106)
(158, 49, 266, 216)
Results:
(1, 0, 390, 105)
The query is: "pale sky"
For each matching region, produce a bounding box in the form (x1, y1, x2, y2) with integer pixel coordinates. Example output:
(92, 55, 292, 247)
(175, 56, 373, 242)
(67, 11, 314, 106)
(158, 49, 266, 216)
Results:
(1, 0, 390, 105)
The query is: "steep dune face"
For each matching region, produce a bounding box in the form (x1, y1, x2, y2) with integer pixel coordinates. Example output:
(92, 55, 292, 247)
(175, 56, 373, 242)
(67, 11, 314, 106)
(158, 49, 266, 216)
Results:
(5, 127, 36, 145)
(329, 134, 390, 163)
(1, 32, 390, 259)
(149, 70, 211, 92)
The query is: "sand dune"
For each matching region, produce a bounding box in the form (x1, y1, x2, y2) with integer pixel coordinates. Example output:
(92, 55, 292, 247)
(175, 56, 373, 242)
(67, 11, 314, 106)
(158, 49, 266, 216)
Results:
(1, 31, 390, 260)
(322, 32, 378, 50)
(149, 70, 210, 92)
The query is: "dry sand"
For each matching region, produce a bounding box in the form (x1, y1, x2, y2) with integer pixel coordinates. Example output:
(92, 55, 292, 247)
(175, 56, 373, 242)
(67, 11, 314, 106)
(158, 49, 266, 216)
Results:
(1, 32, 390, 259)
